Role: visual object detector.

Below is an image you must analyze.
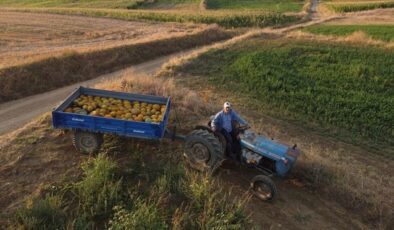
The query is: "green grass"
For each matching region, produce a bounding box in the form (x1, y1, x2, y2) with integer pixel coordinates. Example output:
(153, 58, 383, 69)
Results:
(14, 194, 67, 229)
(207, 0, 305, 12)
(176, 38, 394, 146)
(303, 24, 394, 42)
(74, 154, 122, 220)
(325, 1, 394, 13)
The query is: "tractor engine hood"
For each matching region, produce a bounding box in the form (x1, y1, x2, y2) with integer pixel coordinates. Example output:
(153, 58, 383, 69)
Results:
(240, 131, 299, 163)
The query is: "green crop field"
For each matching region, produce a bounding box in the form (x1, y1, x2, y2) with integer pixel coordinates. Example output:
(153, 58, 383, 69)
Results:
(177, 38, 394, 146)
(7, 7, 301, 28)
(323, 1, 394, 13)
(303, 24, 394, 42)
(207, 0, 305, 12)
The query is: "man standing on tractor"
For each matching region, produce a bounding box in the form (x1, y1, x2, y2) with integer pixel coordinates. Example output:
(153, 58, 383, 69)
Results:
(211, 102, 248, 159)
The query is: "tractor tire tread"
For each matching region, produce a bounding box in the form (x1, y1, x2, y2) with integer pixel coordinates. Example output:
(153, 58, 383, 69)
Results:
(251, 175, 277, 201)
(185, 129, 224, 173)
(72, 130, 103, 155)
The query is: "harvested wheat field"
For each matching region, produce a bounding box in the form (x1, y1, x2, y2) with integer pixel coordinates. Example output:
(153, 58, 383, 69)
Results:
(0, 11, 203, 69)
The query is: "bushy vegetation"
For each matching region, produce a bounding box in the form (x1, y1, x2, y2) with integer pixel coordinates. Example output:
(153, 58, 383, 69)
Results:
(326, 1, 394, 13)
(177, 38, 394, 146)
(303, 24, 394, 42)
(11, 138, 250, 229)
(14, 195, 67, 229)
(13, 154, 120, 229)
(74, 154, 122, 221)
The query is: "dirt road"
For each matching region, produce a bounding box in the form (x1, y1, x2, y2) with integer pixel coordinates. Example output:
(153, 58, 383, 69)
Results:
(0, 51, 191, 136)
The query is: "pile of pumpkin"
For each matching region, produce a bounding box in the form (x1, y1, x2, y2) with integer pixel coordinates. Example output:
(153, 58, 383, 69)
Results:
(64, 95, 166, 123)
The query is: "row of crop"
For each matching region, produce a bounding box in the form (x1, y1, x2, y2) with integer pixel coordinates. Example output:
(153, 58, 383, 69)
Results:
(327, 1, 394, 13)
(205, 0, 305, 12)
(179, 39, 394, 145)
(8, 7, 301, 28)
(120, 10, 298, 27)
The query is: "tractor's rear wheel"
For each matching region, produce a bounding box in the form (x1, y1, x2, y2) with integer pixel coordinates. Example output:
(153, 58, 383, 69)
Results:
(72, 130, 103, 154)
(250, 175, 277, 201)
(184, 129, 224, 174)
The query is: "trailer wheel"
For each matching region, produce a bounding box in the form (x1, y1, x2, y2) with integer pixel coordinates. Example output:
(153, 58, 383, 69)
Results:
(72, 130, 103, 154)
(184, 129, 224, 174)
(250, 175, 277, 201)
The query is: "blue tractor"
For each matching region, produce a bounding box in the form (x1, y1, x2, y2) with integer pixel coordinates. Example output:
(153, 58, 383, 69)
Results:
(183, 121, 300, 201)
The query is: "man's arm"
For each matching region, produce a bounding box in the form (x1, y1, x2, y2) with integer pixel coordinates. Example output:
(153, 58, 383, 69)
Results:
(232, 110, 248, 126)
(211, 112, 222, 132)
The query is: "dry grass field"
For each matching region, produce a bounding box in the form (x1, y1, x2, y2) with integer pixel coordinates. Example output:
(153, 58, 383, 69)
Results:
(301, 8, 394, 43)
(326, 8, 394, 24)
(0, 11, 203, 69)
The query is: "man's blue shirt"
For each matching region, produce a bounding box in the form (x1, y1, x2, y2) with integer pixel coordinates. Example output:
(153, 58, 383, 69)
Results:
(212, 110, 247, 133)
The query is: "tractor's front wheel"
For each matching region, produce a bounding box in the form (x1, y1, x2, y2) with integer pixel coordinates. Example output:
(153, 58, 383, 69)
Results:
(184, 129, 224, 174)
(250, 175, 277, 201)
(72, 130, 103, 154)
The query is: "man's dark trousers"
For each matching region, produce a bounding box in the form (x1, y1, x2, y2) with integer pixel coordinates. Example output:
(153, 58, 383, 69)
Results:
(220, 129, 240, 159)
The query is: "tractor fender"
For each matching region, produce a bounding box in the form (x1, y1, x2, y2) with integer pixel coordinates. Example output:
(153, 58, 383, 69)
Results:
(275, 161, 290, 178)
(194, 125, 213, 133)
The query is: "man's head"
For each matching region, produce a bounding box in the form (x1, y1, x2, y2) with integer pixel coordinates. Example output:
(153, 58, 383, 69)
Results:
(223, 101, 231, 114)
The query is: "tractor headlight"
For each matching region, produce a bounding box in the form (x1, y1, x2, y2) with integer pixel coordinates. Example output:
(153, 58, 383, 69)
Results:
(281, 157, 289, 165)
